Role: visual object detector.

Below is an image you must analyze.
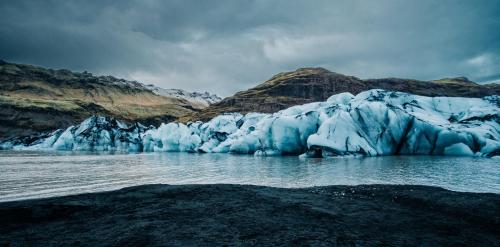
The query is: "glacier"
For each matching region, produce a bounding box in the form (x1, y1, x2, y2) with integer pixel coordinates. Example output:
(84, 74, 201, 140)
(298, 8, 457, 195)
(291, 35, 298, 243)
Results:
(1, 89, 499, 157)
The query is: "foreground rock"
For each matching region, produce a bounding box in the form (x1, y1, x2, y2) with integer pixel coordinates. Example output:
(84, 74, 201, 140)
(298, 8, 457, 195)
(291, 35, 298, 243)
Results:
(4, 89, 499, 157)
(0, 184, 498, 246)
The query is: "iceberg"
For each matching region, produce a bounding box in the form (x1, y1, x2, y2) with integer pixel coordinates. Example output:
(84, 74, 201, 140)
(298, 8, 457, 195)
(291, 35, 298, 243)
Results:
(2, 89, 499, 157)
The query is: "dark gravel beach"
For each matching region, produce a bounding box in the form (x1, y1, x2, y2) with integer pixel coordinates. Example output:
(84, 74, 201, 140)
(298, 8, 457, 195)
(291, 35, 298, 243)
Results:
(0, 184, 498, 246)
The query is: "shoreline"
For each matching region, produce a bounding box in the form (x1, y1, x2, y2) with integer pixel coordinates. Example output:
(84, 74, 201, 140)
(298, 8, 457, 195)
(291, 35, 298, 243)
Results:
(0, 184, 499, 246)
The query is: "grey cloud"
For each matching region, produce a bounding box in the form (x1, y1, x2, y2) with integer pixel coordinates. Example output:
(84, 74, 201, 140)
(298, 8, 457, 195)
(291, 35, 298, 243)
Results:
(1, 0, 499, 96)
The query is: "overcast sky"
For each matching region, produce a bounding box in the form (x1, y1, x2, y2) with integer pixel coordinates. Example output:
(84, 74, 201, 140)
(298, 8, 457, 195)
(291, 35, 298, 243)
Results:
(1, 0, 499, 96)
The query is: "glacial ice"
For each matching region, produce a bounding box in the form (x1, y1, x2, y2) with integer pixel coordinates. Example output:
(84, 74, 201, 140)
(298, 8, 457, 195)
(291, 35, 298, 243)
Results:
(2, 89, 499, 157)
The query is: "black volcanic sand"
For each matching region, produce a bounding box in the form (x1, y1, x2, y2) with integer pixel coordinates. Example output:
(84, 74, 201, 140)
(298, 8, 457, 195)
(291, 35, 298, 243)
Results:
(0, 184, 498, 246)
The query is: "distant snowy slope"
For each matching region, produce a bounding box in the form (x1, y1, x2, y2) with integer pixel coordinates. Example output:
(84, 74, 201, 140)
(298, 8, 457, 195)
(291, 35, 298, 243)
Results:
(146, 85, 221, 108)
(2, 89, 499, 157)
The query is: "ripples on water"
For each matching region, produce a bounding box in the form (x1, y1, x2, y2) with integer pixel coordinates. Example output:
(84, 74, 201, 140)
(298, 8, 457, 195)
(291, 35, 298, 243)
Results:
(0, 150, 498, 202)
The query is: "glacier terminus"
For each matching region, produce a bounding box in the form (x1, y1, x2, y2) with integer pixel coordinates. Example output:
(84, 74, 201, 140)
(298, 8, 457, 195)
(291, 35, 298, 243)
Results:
(2, 89, 499, 157)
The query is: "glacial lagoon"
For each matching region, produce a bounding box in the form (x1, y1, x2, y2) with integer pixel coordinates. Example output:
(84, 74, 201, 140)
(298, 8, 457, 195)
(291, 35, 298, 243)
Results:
(0, 151, 498, 202)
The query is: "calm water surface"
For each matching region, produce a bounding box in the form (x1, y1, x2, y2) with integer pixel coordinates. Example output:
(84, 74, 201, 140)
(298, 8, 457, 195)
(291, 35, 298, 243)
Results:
(0, 151, 498, 202)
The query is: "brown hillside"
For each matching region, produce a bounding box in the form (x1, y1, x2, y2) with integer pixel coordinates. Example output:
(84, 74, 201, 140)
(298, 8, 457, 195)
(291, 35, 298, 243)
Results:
(0, 61, 198, 139)
(185, 68, 499, 121)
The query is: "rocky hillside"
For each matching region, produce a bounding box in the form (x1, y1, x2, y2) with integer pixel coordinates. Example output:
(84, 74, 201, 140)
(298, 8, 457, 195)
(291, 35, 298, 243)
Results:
(186, 68, 500, 121)
(0, 60, 216, 139)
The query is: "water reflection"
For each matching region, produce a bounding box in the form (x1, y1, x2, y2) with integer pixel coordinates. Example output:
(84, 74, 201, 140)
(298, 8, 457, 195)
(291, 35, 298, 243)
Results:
(0, 151, 498, 202)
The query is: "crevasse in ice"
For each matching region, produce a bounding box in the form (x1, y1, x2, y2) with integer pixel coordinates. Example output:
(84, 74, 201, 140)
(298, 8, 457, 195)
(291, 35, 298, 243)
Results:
(2, 90, 499, 157)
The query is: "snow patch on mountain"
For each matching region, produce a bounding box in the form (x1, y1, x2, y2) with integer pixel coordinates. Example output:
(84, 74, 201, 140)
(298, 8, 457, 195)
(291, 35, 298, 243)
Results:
(2, 89, 499, 157)
(146, 85, 222, 107)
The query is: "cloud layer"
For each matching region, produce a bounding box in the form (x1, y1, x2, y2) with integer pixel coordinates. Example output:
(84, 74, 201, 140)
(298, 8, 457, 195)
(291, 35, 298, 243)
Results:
(1, 0, 499, 95)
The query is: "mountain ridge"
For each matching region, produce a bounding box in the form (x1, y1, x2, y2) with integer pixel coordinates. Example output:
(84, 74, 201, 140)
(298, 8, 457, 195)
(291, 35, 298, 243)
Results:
(184, 67, 500, 121)
(2, 61, 499, 139)
(0, 60, 220, 139)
